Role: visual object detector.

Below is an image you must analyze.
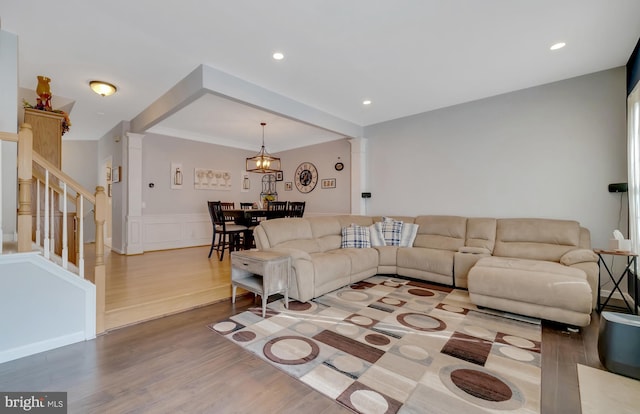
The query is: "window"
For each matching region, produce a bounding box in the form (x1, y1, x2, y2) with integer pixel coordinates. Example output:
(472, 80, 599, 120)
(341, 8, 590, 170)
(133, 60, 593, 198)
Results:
(627, 84, 640, 253)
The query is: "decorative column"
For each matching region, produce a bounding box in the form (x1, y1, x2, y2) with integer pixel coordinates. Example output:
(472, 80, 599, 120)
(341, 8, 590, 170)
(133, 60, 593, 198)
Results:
(348, 137, 368, 215)
(125, 132, 144, 255)
(94, 185, 107, 333)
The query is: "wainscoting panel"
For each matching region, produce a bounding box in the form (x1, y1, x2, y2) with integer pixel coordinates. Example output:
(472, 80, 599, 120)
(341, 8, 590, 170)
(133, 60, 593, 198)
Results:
(143, 213, 211, 252)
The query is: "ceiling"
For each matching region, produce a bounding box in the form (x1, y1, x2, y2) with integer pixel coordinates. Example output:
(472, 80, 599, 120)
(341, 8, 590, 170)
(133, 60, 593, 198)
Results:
(3, 1, 640, 151)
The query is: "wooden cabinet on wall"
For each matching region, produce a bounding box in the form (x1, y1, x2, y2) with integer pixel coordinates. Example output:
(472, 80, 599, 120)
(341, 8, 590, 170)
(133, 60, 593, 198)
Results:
(25, 108, 77, 264)
(24, 108, 64, 167)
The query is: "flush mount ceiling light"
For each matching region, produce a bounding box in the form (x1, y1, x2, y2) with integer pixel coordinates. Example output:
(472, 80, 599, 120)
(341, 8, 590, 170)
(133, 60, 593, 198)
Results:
(363, 100, 372, 105)
(246, 122, 282, 174)
(273, 52, 284, 60)
(550, 42, 566, 51)
(89, 80, 117, 96)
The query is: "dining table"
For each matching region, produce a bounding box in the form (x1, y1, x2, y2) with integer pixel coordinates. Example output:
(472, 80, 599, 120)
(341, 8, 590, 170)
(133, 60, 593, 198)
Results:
(222, 209, 287, 249)
(223, 209, 287, 229)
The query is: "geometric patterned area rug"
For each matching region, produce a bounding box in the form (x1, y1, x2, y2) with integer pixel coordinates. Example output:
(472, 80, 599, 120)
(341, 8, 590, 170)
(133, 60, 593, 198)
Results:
(209, 276, 541, 414)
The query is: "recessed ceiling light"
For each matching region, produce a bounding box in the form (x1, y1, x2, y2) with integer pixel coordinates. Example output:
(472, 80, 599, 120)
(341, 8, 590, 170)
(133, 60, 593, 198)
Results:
(550, 42, 566, 51)
(363, 100, 372, 105)
(273, 52, 284, 60)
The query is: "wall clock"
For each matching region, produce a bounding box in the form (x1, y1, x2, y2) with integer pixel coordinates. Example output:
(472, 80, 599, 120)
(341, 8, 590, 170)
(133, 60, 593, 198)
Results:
(295, 162, 318, 193)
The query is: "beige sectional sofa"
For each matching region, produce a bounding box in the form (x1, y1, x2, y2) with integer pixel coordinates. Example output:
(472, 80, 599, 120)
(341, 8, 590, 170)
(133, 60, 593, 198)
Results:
(253, 215, 598, 327)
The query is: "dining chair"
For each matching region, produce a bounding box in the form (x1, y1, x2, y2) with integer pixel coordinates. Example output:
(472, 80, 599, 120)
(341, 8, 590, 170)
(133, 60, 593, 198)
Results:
(267, 200, 288, 219)
(207, 201, 248, 260)
(239, 203, 259, 248)
(220, 201, 235, 222)
(287, 201, 306, 217)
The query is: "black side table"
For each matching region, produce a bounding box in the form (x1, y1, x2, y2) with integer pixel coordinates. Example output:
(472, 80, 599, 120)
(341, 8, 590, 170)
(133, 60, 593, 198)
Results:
(594, 248, 638, 315)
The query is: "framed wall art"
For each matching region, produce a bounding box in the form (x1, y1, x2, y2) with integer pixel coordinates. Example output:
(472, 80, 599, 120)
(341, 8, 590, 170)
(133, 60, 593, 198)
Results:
(112, 166, 121, 183)
(321, 178, 336, 189)
(194, 168, 231, 190)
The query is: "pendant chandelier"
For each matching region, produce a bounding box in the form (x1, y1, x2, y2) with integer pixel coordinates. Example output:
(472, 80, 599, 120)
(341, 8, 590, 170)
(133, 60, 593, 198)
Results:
(246, 122, 282, 173)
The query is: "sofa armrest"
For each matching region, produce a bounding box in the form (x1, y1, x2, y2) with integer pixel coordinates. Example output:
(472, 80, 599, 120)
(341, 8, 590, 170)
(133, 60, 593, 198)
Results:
(560, 249, 598, 266)
(266, 247, 312, 262)
(458, 246, 492, 255)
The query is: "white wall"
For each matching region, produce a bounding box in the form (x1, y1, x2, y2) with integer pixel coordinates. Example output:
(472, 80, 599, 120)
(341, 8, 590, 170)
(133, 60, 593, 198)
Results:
(277, 139, 352, 215)
(1, 30, 18, 240)
(364, 68, 627, 250)
(135, 134, 352, 250)
(0, 253, 96, 363)
(62, 140, 98, 242)
(98, 122, 126, 252)
(139, 133, 260, 250)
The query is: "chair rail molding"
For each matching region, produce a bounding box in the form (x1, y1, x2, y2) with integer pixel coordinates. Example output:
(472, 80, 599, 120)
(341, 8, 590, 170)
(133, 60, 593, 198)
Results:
(142, 213, 210, 252)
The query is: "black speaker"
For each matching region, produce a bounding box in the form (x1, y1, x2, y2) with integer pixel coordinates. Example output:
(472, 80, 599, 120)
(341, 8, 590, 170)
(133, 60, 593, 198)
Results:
(361, 192, 371, 198)
(608, 183, 628, 193)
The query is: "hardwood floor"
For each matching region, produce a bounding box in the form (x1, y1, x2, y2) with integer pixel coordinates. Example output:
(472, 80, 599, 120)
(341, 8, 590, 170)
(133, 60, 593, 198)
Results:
(97, 245, 236, 330)
(0, 245, 619, 413)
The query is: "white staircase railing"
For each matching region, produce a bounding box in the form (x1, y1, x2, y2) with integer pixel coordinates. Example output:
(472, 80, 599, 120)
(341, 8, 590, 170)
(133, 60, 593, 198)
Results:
(2, 123, 107, 334)
(0, 131, 19, 254)
(32, 152, 98, 277)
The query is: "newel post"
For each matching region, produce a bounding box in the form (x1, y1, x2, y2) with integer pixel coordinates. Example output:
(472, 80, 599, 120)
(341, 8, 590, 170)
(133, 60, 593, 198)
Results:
(17, 123, 33, 252)
(94, 185, 107, 334)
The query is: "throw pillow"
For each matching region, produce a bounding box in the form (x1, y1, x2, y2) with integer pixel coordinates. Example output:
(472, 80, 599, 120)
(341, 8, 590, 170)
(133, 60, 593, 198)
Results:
(381, 217, 403, 246)
(369, 222, 386, 246)
(399, 223, 419, 247)
(341, 224, 371, 248)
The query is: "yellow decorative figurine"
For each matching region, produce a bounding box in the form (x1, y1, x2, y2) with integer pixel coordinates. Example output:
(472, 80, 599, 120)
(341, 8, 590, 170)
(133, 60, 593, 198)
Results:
(36, 75, 52, 111)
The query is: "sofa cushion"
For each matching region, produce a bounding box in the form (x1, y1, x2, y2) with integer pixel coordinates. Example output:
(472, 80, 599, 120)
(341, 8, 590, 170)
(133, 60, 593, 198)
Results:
(310, 252, 352, 294)
(275, 239, 322, 253)
(381, 217, 403, 246)
(458, 246, 492, 254)
(413, 215, 467, 251)
(341, 224, 371, 248)
(376, 245, 399, 267)
(334, 247, 379, 276)
(336, 215, 374, 228)
(397, 247, 455, 277)
(560, 249, 598, 266)
(468, 256, 592, 315)
(307, 216, 342, 251)
(465, 218, 497, 252)
(494, 219, 581, 261)
(259, 218, 313, 247)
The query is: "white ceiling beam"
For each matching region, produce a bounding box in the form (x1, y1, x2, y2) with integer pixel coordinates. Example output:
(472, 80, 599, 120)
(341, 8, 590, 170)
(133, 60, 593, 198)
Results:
(130, 64, 363, 139)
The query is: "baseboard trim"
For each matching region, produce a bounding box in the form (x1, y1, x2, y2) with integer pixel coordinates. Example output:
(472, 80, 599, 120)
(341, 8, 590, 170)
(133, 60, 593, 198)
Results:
(600, 289, 638, 312)
(0, 331, 86, 364)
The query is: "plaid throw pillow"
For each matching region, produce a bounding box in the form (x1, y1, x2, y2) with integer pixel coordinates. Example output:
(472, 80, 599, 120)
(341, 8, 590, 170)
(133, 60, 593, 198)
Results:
(381, 217, 403, 246)
(341, 224, 371, 248)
